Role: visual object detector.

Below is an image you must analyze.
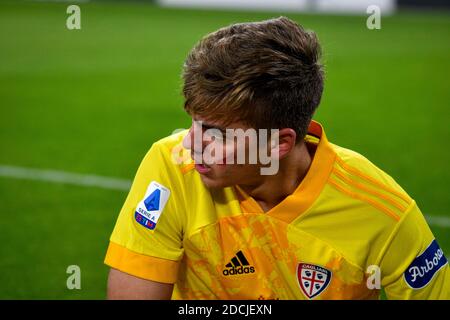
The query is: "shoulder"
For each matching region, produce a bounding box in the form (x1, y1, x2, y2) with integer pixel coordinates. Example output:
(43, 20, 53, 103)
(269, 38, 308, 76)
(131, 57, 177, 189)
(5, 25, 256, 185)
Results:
(126, 130, 196, 203)
(142, 130, 194, 174)
(300, 142, 419, 269)
(327, 143, 413, 223)
(150, 129, 189, 160)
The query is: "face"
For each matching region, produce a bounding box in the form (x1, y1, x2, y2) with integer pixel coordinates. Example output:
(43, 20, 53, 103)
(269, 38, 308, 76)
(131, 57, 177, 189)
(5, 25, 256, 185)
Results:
(182, 115, 270, 189)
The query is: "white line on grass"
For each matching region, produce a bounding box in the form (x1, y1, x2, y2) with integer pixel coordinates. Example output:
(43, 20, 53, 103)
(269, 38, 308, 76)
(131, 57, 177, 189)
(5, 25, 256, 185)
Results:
(425, 215, 450, 229)
(0, 164, 131, 191)
(0, 164, 449, 228)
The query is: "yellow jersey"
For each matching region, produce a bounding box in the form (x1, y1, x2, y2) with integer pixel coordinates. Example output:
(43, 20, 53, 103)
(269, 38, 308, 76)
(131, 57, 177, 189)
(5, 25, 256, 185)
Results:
(104, 121, 449, 299)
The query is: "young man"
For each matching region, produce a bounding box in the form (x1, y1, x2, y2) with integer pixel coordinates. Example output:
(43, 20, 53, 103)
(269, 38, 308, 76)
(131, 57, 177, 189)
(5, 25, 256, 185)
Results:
(104, 17, 449, 299)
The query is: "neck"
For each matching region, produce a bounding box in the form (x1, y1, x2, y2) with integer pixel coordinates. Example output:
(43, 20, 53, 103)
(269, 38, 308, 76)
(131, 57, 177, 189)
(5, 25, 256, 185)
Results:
(239, 141, 313, 212)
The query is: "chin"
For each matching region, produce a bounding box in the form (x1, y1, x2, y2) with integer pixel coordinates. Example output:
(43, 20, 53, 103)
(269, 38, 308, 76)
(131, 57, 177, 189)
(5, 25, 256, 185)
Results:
(199, 173, 234, 189)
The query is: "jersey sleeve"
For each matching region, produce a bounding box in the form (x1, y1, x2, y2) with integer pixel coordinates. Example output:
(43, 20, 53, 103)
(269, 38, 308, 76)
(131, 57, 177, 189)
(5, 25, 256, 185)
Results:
(378, 201, 450, 299)
(104, 139, 187, 284)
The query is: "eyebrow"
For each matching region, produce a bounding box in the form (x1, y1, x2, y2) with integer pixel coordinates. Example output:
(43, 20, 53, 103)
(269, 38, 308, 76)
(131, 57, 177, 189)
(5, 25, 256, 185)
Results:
(200, 122, 227, 133)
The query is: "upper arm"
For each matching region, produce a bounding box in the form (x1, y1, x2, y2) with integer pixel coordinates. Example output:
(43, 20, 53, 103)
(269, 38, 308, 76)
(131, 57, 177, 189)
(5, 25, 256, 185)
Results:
(379, 202, 450, 299)
(107, 268, 174, 300)
(104, 140, 187, 288)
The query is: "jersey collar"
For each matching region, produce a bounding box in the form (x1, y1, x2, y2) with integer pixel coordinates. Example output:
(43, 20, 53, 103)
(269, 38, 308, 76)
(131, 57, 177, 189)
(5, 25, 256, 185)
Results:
(235, 120, 336, 223)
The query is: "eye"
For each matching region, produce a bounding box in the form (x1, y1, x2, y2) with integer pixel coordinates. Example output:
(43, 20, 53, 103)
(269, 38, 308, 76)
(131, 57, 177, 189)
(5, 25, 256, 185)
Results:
(203, 128, 224, 141)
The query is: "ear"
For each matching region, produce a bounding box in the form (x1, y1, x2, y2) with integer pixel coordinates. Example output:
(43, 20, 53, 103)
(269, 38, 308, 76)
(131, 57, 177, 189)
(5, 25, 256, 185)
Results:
(270, 128, 297, 160)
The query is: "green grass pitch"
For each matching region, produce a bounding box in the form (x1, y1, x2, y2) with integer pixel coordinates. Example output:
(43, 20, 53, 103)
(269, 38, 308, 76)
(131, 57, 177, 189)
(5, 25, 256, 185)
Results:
(0, 1, 448, 299)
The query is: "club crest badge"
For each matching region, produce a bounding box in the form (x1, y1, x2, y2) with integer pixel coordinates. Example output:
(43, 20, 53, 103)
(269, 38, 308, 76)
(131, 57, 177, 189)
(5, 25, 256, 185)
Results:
(297, 263, 332, 299)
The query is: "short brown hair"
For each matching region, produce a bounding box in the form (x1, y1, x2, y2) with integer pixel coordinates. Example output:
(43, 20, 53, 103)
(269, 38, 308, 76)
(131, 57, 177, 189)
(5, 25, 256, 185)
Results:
(182, 16, 324, 141)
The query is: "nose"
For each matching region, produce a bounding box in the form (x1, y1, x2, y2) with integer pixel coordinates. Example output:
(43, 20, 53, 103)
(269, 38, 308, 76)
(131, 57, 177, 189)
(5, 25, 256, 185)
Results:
(182, 126, 193, 150)
(182, 124, 209, 163)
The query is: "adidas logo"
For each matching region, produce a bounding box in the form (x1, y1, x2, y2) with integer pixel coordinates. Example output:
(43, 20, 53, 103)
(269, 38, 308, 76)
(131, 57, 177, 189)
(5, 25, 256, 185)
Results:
(222, 250, 255, 276)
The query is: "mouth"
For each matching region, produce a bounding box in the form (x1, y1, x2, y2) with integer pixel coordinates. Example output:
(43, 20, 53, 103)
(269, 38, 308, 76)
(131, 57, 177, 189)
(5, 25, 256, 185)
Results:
(195, 163, 211, 174)
(191, 152, 227, 173)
